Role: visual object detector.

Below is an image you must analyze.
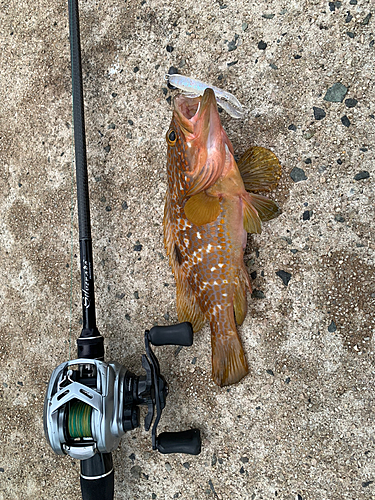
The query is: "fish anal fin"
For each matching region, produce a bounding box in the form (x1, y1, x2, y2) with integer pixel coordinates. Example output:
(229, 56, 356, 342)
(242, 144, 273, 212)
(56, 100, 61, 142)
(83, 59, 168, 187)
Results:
(210, 315, 249, 386)
(176, 278, 206, 332)
(184, 191, 221, 226)
(248, 193, 281, 222)
(233, 278, 248, 326)
(242, 195, 262, 234)
(237, 146, 281, 192)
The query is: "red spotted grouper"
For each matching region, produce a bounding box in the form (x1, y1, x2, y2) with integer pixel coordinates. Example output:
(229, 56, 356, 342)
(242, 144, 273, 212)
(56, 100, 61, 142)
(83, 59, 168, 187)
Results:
(163, 88, 281, 386)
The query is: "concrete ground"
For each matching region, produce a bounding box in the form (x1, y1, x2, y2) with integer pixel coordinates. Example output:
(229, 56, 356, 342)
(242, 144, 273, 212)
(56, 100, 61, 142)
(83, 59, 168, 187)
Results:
(1, 0, 374, 498)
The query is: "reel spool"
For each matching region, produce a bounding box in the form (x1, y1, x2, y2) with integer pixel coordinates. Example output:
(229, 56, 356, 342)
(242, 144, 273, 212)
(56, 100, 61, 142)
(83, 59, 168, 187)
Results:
(44, 323, 201, 460)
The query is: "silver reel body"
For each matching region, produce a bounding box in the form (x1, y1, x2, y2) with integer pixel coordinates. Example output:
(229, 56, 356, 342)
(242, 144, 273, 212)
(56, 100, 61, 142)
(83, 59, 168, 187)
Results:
(44, 359, 133, 460)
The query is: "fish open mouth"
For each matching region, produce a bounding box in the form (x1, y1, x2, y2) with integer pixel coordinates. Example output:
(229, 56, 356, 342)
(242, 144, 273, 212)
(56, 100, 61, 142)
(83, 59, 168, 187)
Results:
(174, 95, 201, 120)
(174, 89, 217, 136)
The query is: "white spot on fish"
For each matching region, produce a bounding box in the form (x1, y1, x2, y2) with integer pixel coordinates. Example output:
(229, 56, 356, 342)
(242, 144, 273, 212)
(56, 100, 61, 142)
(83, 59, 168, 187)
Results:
(218, 263, 224, 268)
(217, 245, 222, 249)
(210, 267, 216, 271)
(223, 279, 228, 284)
(206, 244, 212, 254)
(213, 281, 218, 285)
(222, 293, 227, 297)
(184, 238, 189, 247)
(197, 232, 201, 239)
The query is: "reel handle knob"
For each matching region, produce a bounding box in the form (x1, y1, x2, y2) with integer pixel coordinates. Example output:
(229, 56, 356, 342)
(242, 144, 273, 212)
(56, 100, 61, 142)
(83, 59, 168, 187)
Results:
(156, 429, 201, 455)
(149, 322, 193, 346)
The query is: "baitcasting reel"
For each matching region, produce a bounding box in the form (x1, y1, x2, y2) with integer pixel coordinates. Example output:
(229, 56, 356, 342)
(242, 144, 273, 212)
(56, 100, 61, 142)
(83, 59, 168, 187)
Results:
(44, 323, 201, 460)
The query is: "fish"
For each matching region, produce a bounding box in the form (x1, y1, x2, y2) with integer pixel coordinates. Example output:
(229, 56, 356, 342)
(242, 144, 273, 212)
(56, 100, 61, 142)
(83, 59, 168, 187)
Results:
(163, 88, 281, 386)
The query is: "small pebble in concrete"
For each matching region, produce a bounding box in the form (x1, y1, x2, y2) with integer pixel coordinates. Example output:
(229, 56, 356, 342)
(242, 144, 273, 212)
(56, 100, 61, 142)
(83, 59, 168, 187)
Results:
(288, 124, 297, 131)
(122, 201, 128, 210)
(166, 45, 174, 52)
(165, 462, 172, 471)
(266, 369, 275, 376)
(252, 289, 265, 299)
(328, 320, 337, 332)
(133, 242, 143, 251)
(346, 32, 355, 38)
(313, 107, 326, 120)
(130, 465, 142, 478)
(183, 462, 190, 469)
(335, 214, 345, 222)
(345, 98, 357, 107)
(285, 377, 291, 384)
(304, 158, 312, 164)
(290, 167, 307, 182)
(324, 82, 348, 103)
(303, 210, 312, 221)
(345, 12, 353, 23)
(354, 171, 370, 180)
(262, 13, 275, 19)
(341, 115, 351, 127)
(361, 13, 372, 26)
(240, 457, 249, 463)
(276, 270, 292, 286)
(362, 481, 374, 488)
(258, 40, 267, 49)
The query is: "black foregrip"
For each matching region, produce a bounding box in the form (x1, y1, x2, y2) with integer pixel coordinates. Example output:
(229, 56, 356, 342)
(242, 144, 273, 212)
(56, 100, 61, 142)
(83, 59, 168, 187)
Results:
(148, 322, 193, 346)
(156, 429, 201, 455)
(80, 453, 114, 500)
(80, 471, 114, 500)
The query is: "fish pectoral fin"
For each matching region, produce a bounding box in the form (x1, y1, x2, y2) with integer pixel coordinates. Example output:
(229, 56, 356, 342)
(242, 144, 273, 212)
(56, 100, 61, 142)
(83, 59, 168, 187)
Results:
(237, 146, 281, 192)
(248, 193, 281, 222)
(176, 278, 206, 332)
(184, 191, 221, 226)
(242, 195, 262, 234)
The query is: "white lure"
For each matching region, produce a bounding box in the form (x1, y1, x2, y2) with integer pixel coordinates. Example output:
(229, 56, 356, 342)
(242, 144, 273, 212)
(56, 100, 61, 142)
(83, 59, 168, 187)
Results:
(165, 74, 245, 119)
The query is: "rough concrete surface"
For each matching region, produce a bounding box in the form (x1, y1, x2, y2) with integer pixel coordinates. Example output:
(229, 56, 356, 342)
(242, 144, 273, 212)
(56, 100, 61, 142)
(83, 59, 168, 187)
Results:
(1, 0, 374, 498)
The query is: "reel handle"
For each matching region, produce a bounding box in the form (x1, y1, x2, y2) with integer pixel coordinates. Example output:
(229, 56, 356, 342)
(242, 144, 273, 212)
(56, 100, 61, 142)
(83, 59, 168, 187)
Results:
(149, 322, 193, 346)
(156, 429, 201, 455)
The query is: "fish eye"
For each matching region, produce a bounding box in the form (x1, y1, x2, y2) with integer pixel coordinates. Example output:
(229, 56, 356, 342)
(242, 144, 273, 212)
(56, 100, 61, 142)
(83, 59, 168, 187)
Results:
(167, 129, 177, 145)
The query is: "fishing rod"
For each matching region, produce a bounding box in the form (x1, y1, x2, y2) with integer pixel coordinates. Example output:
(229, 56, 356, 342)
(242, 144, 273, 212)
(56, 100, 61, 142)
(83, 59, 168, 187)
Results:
(43, 1, 201, 499)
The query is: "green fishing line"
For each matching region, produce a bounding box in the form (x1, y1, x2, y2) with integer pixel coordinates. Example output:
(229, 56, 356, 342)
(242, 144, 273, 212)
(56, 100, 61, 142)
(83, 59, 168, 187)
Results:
(68, 401, 92, 438)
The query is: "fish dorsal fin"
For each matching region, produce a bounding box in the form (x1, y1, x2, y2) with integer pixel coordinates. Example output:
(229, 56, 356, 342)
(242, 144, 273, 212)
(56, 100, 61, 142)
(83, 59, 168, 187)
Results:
(184, 191, 221, 226)
(242, 195, 262, 234)
(248, 193, 281, 222)
(237, 146, 281, 192)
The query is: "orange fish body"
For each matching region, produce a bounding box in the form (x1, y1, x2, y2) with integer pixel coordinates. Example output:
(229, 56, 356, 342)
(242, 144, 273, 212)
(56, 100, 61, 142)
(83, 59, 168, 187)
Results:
(164, 89, 281, 386)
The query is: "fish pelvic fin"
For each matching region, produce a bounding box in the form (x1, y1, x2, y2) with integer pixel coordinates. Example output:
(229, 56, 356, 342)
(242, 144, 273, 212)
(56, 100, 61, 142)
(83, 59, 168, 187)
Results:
(242, 192, 280, 234)
(176, 277, 206, 332)
(247, 193, 281, 222)
(210, 312, 249, 386)
(237, 146, 281, 192)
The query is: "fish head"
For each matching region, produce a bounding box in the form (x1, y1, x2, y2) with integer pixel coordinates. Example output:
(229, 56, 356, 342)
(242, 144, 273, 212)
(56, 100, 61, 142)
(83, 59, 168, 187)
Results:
(166, 88, 233, 201)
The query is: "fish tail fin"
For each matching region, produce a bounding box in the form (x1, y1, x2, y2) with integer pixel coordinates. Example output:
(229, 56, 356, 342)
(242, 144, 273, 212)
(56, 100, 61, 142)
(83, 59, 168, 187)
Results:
(210, 314, 249, 387)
